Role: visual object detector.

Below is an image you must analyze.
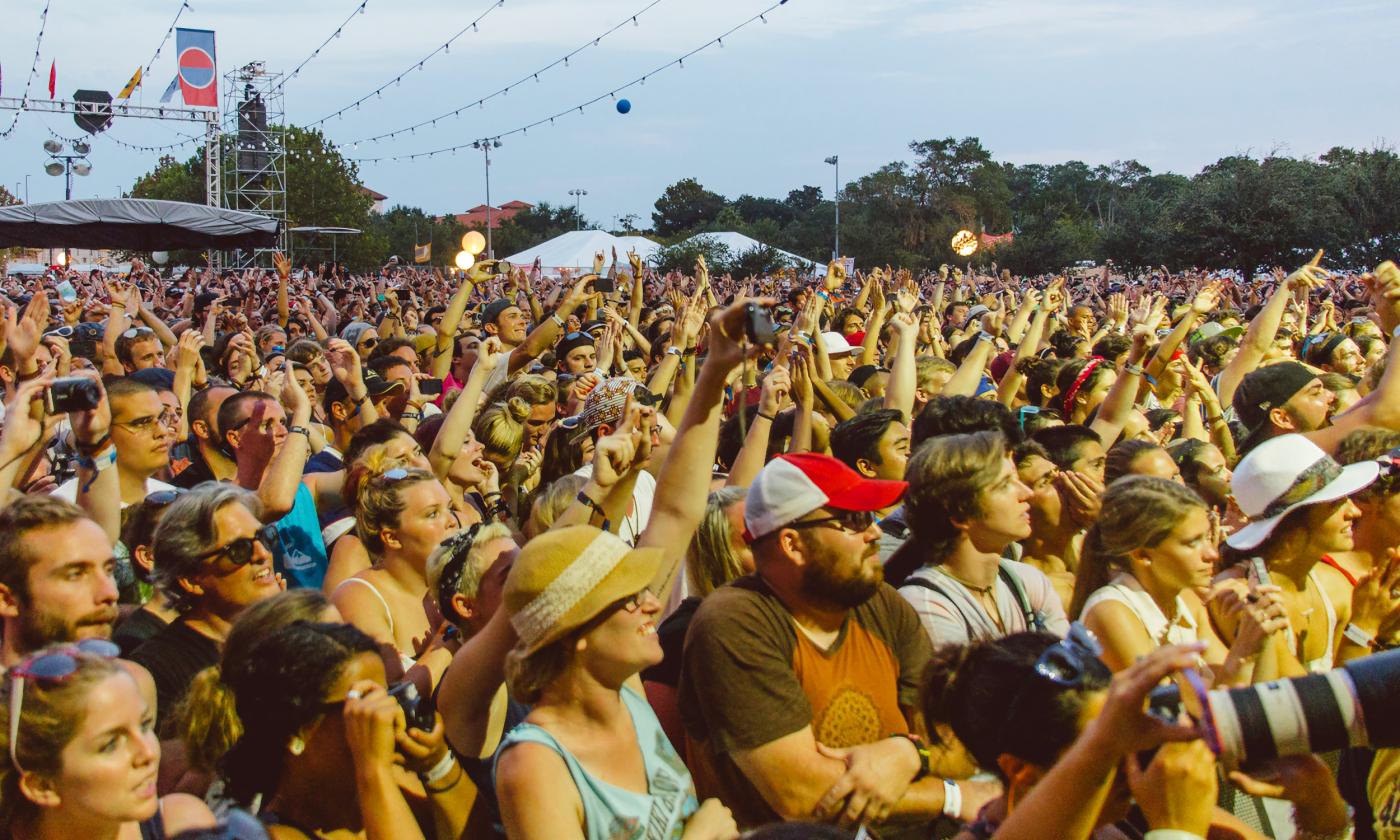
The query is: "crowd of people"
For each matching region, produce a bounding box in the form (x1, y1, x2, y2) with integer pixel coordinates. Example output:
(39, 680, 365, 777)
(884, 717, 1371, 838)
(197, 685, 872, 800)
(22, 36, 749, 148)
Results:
(0, 244, 1398, 840)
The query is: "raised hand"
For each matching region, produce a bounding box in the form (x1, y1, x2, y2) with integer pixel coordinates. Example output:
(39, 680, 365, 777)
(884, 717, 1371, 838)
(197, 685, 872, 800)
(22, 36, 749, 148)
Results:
(273, 250, 292, 278)
(825, 259, 847, 292)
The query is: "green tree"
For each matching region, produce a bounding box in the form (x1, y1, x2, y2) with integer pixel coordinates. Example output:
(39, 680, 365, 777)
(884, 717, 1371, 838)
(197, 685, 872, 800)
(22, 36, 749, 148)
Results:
(130, 153, 205, 205)
(649, 235, 734, 275)
(488, 202, 589, 259)
(652, 178, 726, 238)
(284, 126, 380, 266)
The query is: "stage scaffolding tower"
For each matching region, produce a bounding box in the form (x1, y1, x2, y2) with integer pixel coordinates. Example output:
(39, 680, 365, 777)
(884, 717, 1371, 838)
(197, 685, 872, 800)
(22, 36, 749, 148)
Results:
(222, 61, 286, 267)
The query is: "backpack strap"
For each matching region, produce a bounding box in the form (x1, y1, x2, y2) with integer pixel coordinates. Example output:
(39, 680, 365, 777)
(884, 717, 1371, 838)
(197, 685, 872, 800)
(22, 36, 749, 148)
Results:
(997, 561, 1045, 632)
(900, 575, 976, 640)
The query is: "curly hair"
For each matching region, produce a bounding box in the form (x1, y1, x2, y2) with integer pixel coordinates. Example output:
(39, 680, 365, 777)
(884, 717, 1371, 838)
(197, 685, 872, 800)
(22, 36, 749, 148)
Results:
(221, 621, 379, 806)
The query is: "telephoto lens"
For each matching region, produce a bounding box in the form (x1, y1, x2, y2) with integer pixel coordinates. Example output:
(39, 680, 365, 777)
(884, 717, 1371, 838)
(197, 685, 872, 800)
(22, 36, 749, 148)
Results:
(1149, 648, 1400, 769)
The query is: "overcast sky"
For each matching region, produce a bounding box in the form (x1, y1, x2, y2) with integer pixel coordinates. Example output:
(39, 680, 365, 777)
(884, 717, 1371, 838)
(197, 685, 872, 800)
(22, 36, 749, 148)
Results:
(3, 0, 1397, 229)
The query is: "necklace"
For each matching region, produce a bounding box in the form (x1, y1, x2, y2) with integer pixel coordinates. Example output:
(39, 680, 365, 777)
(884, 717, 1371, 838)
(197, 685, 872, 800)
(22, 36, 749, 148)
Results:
(940, 568, 996, 596)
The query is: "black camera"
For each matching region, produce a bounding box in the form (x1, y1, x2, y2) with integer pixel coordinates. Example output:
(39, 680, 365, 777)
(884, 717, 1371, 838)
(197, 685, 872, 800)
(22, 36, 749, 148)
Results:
(744, 303, 777, 346)
(1149, 648, 1400, 769)
(593, 275, 616, 294)
(45, 377, 101, 414)
(387, 680, 435, 732)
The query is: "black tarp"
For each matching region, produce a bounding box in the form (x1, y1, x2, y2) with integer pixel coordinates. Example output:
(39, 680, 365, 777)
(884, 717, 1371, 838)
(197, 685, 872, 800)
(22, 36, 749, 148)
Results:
(0, 198, 279, 250)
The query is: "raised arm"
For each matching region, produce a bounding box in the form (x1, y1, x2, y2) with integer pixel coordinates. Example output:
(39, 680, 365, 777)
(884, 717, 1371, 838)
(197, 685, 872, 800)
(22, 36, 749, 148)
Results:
(726, 365, 788, 487)
(1089, 326, 1150, 446)
(274, 252, 292, 328)
(638, 298, 762, 601)
(428, 338, 499, 482)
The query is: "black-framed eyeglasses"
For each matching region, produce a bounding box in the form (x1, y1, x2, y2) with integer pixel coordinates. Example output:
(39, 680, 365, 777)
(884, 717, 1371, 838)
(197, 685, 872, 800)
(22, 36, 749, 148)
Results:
(785, 508, 876, 535)
(196, 523, 279, 567)
(604, 586, 653, 616)
(9, 639, 120, 771)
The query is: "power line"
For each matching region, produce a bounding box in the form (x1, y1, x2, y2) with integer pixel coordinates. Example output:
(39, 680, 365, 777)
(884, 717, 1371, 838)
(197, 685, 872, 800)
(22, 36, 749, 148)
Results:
(304, 0, 509, 125)
(273, 0, 373, 92)
(141, 0, 192, 82)
(0, 0, 54, 139)
(345, 0, 793, 163)
(341, 0, 667, 145)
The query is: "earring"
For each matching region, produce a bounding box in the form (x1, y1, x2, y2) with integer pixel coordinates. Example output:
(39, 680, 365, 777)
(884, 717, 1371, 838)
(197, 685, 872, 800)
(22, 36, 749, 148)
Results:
(289, 736, 305, 756)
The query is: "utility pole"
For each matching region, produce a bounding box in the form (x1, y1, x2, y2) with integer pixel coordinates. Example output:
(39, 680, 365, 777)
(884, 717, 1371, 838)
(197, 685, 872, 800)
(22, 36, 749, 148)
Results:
(824, 155, 840, 262)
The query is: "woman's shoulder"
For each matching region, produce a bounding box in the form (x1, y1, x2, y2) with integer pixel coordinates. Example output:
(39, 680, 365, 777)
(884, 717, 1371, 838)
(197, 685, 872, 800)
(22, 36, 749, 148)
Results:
(156, 793, 216, 835)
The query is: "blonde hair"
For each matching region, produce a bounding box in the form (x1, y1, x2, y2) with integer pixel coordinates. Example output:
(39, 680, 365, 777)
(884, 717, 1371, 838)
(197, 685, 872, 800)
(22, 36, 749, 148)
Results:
(474, 397, 530, 463)
(0, 653, 124, 831)
(426, 522, 512, 603)
(168, 590, 331, 772)
(525, 474, 589, 539)
(352, 467, 439, 556)
(505, 637, 575, 706)
(687, 487, 748, 597)
(1068, 476, 1206, 619)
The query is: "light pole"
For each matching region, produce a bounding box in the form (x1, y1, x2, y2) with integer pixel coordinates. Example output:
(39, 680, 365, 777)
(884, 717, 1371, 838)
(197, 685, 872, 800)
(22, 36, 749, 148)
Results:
(568, 189, 588, 230)
(824, 155, 840, 262)
(472, 138, 502, 259)
(44, 139, 92, 265)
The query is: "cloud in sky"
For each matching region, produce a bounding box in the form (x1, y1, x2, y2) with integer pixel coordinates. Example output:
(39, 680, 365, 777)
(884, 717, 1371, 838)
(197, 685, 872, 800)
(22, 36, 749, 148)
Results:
(1, 0, 1396, 234)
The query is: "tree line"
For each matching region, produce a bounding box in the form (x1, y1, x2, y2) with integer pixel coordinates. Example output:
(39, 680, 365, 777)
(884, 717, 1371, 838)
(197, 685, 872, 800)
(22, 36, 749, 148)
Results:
(117, 126, 1400, 275)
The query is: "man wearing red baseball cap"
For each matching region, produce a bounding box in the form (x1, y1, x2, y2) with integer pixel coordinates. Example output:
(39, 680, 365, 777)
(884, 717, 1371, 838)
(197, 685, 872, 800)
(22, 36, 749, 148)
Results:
(679, 452, 993, 831)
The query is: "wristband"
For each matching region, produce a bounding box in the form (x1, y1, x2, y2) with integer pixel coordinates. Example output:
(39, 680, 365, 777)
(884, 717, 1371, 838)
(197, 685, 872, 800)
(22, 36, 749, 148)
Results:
(402, 411, 423, 421)
(417, 751, 457, 785)
(288, 425, 312, 442)
(1122, 362, 1145, 376)
(756, 411, 776, 422)
(1344, 622, 1377, 650)
(76, 445, 117, 472)
(666, 346, 683, 357)
(977, 331, 996, 343)
(74, 432, 112, 457)
(551, 313, 566, 328)
(1142, 832, 1206, 840)
(887, 732, 930, 781)
(816, 289, 831, 301)
(941, 779, 962, 819)
(1392, 324, 1400, 341)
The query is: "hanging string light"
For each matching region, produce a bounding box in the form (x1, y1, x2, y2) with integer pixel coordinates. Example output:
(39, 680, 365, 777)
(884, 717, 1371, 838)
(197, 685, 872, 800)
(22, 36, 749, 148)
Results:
(347, 0, 792, 164)
(339, 0, 668, 145)
(0, 0, 54, 139)
(141, 0, 193, 82)
(273, 0, 372, 91)
(303, 0, 509, 125)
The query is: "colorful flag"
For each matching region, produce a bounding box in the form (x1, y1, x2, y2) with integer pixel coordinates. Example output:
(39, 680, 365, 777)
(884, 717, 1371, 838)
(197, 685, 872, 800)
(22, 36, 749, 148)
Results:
(159, 75, 180, 104)
(47, 60, 55, 98)
(414, 243, 432, 264)
(116, 66, 142, 100)
(175, 28, 217, 108)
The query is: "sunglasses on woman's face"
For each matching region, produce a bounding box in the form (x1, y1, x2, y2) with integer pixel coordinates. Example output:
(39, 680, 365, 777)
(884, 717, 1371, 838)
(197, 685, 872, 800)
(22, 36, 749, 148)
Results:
(196, 523, 279, 567)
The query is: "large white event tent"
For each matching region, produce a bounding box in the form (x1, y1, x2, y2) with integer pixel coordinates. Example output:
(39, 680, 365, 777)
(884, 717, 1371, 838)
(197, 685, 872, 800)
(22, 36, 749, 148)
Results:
(502, 230, 660, 274)
(681, 231, 821, 272)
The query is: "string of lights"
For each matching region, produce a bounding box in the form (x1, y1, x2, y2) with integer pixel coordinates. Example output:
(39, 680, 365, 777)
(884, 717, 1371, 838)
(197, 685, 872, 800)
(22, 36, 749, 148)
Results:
(304, 0, 509, 125)
(272, 0, 372, 92)
(340, 0, 668, 145)
(141, 0, 193, 82)
(46, 122, 202, 154)
(0, 0, 54, 139)
(345, 0, 792, 163)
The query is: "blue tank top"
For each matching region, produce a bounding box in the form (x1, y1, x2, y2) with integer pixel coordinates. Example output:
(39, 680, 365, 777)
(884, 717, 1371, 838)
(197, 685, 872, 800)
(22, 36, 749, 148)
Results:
(273, 483, 329, 590)
(495, 685, 698, 839)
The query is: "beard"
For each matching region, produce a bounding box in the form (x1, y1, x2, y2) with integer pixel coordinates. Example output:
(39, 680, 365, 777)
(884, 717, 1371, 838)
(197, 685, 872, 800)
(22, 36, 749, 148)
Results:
(15, 602, 116, 652)
(799, 538, 881, 609)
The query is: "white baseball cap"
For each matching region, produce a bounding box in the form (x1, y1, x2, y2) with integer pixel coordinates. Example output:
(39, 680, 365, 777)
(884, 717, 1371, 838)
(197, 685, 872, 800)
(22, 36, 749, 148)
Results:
(744, 452, 906, 542)
(820, 331, 855, 357)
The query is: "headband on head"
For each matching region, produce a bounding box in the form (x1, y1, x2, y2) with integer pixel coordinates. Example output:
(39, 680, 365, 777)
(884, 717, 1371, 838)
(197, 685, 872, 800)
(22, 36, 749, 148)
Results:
(1063, 357, 1105, 416)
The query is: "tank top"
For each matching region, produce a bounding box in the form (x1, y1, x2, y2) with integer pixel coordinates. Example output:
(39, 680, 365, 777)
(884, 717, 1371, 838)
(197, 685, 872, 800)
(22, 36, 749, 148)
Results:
(332, 576, 417, 673)
(1282, 569, 1338, 673)
(495, 685, 698, 839)
(273, 483, 330, 590)
(1081, 573, 1200, 647)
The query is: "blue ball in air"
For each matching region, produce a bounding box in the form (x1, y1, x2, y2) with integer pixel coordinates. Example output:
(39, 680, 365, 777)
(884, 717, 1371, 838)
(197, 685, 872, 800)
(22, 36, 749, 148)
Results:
(616, 99, 632, 114)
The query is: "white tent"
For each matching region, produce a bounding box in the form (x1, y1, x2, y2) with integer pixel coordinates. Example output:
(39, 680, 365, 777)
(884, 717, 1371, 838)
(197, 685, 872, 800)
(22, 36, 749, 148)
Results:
(502, 230, 660, 275)
(682, 231, 820, 271)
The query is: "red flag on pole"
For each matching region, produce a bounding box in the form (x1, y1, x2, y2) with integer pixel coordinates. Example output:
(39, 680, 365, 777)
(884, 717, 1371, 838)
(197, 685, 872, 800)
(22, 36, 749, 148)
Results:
(47, 60, 55, 98)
